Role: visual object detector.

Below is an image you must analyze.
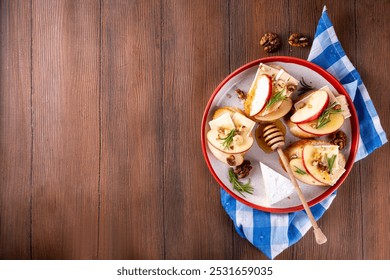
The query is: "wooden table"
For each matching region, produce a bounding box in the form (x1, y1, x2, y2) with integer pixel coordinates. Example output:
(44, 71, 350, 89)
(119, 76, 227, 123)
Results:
(0, 0, 389, 260)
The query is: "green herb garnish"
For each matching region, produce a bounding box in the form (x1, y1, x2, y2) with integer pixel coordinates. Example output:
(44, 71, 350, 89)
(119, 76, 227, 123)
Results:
(294, 165, 307, 175)
(220, 129, 236, 150)
(266, 88, 287, 109)
(316, 102, 343, 129)
(327, 154, 337, 174)
(300, 77, 313, 88)
(228, 169, 254, 197)
(298, 77, 314, 95)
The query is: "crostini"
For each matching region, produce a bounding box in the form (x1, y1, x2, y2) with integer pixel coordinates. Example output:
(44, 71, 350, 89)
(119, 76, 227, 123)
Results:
(244, 63, 299, 122)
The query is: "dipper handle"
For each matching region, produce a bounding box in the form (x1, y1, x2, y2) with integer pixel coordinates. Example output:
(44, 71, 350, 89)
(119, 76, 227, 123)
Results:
(263, 123, 327, 245)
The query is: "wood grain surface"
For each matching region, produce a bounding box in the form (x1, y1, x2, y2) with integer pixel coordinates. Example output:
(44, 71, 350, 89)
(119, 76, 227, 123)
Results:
(0, 0, 389, 260)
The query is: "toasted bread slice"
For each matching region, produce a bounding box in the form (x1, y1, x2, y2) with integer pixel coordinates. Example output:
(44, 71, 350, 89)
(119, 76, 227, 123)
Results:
(212, 106, 244, 120)
(283, 139, 346, 186)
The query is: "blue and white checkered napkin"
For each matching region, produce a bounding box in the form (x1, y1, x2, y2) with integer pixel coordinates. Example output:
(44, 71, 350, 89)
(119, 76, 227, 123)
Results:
(221, 6, 387, 259)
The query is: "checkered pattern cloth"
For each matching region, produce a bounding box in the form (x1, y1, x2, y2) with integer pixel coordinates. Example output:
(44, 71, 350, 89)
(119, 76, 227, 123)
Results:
(221, 6, 387, 259)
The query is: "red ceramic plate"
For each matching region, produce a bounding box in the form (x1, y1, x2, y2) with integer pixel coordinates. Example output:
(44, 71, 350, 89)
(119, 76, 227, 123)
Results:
(201, 56, 359, 213)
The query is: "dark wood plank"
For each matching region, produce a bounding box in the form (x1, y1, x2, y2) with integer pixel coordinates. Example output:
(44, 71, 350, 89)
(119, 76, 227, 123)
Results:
(162, 0, 233, 259)
(31, 0, 100, 259)
(230, 0, 366, 259)
(0, 0, 387, 261)
(99, 0, 164, 259)
(230, 0, 289, 71)
(230, 0, 289, 260)
(286, 0, 363, 260)
(288, 0, 321, 60)
(0, 0, 32, 260)
(356, 0, 390, 260)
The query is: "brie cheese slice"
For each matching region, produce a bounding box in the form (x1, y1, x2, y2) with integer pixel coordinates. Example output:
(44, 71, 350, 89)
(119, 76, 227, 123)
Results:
(313, 144, 340, 171)
(258, 63, 299, 96)
(335, 95, 351, 118)
(209, 112, 235, 132)
(260, 162, 295, 205)
(317, 86, 351, 119)
(310, 144, 345, 185)
(232, 112, 256, 136)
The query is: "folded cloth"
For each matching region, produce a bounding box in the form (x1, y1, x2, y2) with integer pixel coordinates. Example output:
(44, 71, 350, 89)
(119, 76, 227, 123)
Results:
(308, 6, 387, 160)
(221, 6, 387, 259)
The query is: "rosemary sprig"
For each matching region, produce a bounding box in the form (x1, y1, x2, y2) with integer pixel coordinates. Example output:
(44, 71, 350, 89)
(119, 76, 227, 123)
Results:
(228, 169, 254, 198)
(316, 102, 343, 129)
(266, 88, 287, 109)
(294, 165, 307, 175)
(300, 77, 313, 89)
(327, 154, 337, 174)
(316, 114, 331, 129)
(298, 77, 314, 95)
(220, 129, 236, 150)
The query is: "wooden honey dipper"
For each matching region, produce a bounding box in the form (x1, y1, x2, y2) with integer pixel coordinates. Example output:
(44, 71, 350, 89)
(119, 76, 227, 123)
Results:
(263, 123, 327, 245)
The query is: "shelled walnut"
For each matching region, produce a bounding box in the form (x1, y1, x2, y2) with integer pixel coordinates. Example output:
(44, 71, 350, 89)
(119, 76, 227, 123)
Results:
(260, 32, 281, 53)
(329, 130, 347, 150)
(235, 88, 246, 100)
(286, 84, 298, 95)
(233, 160, 252, 179)
(226, 155, 236, 166)
(288, 33, 310, 47)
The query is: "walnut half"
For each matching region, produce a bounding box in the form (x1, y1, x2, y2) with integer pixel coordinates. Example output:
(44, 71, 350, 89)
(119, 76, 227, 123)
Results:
(288, 33, 310, 47)
(235, 88, 246, 100)
(226, 155, 236, 166)
(233, 160, 252, 179)
(260, 32, 281, 53)
(329, 130, 347, 151)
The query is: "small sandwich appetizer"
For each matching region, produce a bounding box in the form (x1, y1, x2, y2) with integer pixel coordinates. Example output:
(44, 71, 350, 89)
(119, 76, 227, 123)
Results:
(244, 63, 299, 122)
(207, 107, 256, 167)
(288, 86, 351, 138)
(284, 139, 346, 186)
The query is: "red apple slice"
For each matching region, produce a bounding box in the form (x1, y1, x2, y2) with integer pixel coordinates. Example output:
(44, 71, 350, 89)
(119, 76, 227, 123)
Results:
(302, 144, 332, 185)
(290, 90, 329, 124)
(289, 158, 327, 186)
(302, 144, 345, 186)
(207, 142, 244, 166)
(244, 74, 272, 117)
(257, 98, 283, 117)
(286, 119, 317, 139)
(207, 129, 254, 154)
(253, 98, 292, 122)
(297, 113, 344, 136)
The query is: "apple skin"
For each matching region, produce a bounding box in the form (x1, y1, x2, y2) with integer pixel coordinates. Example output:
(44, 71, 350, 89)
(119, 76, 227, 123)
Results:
(285, 118, 317, 139)
(258, 98, 283, 117)
(253, 98, 292, 122)
(245, 74, 273, 117)
(207, 142, 244, 167)
(289, 158, 327, 186)
(297, 113, 344, 136)
(291, 90, 329, 124)
(302, 145, 332, 185)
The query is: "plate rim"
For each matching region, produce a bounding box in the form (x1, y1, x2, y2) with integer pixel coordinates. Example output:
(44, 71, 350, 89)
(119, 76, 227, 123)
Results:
(201, 56, 360, 213)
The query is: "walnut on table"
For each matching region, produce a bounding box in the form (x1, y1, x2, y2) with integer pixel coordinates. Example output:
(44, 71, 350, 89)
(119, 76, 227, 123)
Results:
(260, 32, 281, 53)
(288, 33, 311, 47)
